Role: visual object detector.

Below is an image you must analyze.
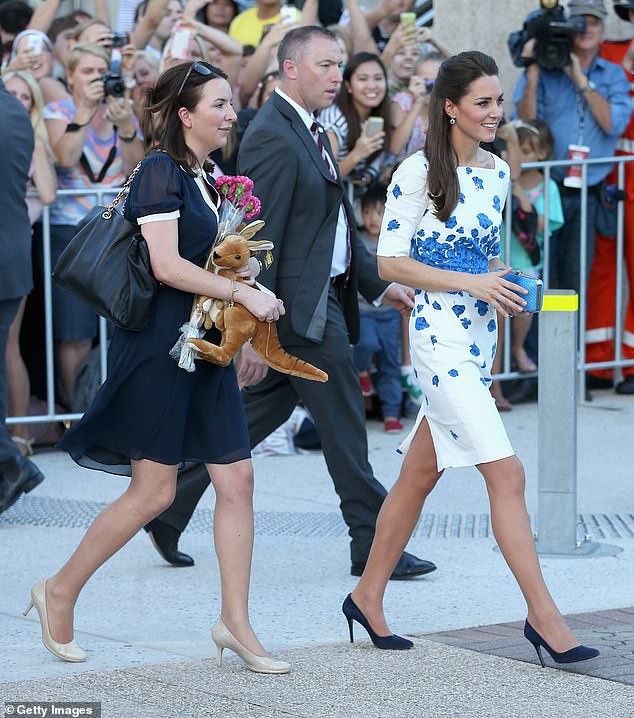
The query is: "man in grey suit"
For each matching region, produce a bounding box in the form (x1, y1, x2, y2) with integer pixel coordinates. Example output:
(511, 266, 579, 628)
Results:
(145, 27, 436, 579)
(0, 78, 45, 514)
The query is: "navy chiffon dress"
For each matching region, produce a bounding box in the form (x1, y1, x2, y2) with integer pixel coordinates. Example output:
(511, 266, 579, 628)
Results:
(59, 152, 251, 475)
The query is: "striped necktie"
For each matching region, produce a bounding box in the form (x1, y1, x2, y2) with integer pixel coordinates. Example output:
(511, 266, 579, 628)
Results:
(310, 121, 337, 180)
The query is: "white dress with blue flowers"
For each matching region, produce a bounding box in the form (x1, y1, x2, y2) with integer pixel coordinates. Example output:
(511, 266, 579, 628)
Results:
(377, 151, 514, 471)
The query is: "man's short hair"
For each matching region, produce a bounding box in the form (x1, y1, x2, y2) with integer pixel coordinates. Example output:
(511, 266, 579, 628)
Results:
(277, 25, 337, 75)
(0, 0, 33, 34)
(48, 14, 80, 44)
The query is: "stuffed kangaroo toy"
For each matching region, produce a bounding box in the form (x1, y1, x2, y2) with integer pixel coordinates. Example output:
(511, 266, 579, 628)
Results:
(187, 222, 328, 383)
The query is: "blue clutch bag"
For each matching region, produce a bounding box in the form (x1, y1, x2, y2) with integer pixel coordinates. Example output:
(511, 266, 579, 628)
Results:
(506, 271, 543, 313)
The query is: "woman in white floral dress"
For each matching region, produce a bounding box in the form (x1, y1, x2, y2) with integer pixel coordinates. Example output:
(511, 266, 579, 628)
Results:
(343, 51, 599, 668)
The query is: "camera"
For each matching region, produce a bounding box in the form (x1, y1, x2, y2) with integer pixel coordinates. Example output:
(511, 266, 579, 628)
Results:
(99, 73, 126, 98)
(109, 31, 130, 48)
(508, 0, 586, 71)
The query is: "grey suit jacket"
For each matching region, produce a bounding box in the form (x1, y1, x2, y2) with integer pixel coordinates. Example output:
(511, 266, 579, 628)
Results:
(237, 92, 388, 346)
(0, 79, 35, 301)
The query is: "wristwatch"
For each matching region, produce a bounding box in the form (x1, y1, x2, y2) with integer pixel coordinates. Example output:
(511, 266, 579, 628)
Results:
(582, 79, 597, 94)
(65, 122, 88, 132)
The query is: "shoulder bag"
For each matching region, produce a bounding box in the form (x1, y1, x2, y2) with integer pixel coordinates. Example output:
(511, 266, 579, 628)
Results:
(52, 160, 157, 331)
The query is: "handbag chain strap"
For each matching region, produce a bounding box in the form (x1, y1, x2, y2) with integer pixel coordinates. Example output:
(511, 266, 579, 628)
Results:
(102, 159, 144, 219)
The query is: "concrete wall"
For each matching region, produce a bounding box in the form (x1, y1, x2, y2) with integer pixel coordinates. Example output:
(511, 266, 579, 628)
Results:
(432, 0, 634, 115)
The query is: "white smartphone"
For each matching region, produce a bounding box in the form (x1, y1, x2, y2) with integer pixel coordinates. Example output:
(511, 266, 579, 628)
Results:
(365, 116, 384, 137)
(27, 34, 43, 55)
(280, 4, 295, 24)
(171, 26, 191, 60)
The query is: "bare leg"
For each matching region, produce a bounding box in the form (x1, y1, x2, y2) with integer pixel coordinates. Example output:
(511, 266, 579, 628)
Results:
(490, 312, 511, 410)
(400, 314, 411, 367)
(6, 297, 31, 446)
(208, 458, 267, 656)
(59, 339, 92, 408)
(511, 313, 536, 370)
(45, 460, 178, 644)
(352, 419, 442, 636)
(479, 455, 578, 652)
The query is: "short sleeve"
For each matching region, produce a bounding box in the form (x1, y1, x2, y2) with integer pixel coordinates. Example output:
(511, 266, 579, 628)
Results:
(537, 179, 564, 234)
(377, 152, 429, 258)
(126, 152, 183, 225)
(320, 105, 348, 158)
(43, 100, 73, 123)
(391, 91, 413, 114)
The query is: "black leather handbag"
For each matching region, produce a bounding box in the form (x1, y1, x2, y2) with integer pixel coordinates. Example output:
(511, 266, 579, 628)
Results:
(52, 160, 157, 331)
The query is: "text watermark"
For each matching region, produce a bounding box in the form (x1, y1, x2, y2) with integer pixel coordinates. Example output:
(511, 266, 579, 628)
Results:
(3, 703, 101, 718)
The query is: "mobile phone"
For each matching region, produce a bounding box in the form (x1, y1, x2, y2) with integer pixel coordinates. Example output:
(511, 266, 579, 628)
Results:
(261, 23, 274, 38)
(26, 34, 43, 55)
(109, 31, 130, 48)
(400, 12, 416, 32)
(280, 4, 295, 24)
(365, 116, 384, 137)
(171, 26, 191, 60)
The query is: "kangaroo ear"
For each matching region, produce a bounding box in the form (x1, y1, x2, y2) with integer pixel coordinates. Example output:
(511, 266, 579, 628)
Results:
(240, 220, 265, 239)
(247, 239, 274, 253)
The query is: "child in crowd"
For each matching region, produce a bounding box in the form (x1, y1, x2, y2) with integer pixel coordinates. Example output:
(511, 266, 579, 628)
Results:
(491, 118, 563, 410)
(389, 51, 443, 160)
(505, 119, 563, 373)
(354, 183, 405, 433)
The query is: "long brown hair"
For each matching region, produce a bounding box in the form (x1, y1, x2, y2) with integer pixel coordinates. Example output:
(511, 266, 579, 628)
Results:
(337, 52, 391, 164)
(424, 51, 498, 222)
(142, 61, 228, 176)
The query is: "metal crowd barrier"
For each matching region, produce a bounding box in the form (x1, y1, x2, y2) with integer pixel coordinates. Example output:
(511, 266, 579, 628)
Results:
(7, 153, 634, 428)
(6, 187, 121, 429)
(498, 153, 634, 390)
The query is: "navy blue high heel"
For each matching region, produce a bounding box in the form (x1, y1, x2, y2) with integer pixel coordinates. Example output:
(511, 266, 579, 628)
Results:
(342, 594, 413, 650)
(524, 620, 599, 667)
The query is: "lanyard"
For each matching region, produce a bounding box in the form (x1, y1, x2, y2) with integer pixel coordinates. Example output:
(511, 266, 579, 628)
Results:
(575, 74, 590, 145)
(79, 129, 118, 184)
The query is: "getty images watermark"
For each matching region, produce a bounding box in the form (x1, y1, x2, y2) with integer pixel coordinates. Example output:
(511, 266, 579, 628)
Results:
(3, 703, 101, 717)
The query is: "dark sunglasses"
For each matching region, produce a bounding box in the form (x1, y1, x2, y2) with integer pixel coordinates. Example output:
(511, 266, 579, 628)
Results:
(176, 61, 215, 97)
(423, 79, 435, 94)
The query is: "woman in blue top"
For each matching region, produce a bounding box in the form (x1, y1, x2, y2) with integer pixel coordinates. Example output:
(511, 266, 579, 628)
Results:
(343, 51, 599, 669)
(26, 62, 289, 674)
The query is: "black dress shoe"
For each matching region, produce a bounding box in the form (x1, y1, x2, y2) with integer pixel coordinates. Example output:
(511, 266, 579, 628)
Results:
(615, 375, 634, 395)
(144, 518, 194, 567)
(0, 455, 44, 514)
(351, 551, 437, 580)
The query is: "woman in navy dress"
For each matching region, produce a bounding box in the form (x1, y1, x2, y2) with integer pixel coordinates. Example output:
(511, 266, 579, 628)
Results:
(25, 62, 290, 674)
(343, 52, 599, 669)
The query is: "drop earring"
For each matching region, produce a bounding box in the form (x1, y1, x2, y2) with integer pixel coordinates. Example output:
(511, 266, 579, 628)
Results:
(449, 117, 456, 125)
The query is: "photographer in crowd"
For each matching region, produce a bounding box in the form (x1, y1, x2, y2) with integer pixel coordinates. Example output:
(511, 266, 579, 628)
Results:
(43, 42, 142, 408)
(513, 0, 631, 300)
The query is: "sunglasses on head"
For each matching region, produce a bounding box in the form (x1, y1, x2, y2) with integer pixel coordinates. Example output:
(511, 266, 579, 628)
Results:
(176, 61, 215, 97)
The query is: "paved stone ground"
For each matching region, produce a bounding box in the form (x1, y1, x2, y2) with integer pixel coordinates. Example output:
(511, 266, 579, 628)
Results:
(424, 607, 634, 684)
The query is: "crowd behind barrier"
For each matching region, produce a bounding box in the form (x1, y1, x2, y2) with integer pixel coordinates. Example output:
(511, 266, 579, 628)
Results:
(6, 150, 633, 430)
(2, 0, 634, 446)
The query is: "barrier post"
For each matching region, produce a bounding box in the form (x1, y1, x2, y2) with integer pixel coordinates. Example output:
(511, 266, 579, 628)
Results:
(536, 291, 621, 557)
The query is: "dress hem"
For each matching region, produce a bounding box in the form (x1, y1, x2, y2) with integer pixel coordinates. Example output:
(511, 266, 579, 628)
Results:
(64, 448, 252, 478)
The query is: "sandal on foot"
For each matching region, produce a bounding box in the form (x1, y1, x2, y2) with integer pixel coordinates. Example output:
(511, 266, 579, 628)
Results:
(515, 357, 538, 374)
(12, 436, 34, 456)
(494, 395, 512, 412)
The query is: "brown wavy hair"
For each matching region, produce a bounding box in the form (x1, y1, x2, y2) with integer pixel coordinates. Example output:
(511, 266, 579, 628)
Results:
(142, 61, 228, 176)
(424, 51, 498, 222)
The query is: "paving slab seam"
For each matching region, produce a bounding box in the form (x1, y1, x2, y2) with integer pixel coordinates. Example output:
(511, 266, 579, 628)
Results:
(423, 606, 634, 685)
